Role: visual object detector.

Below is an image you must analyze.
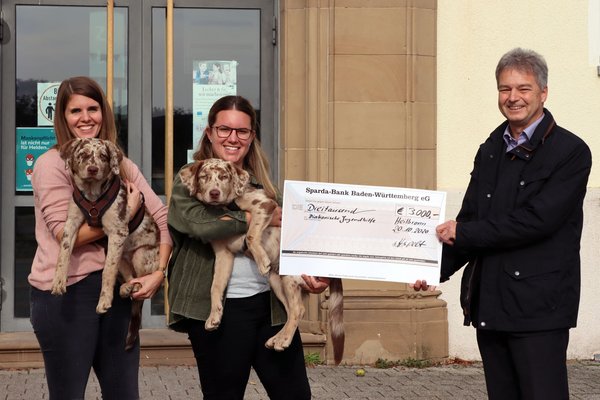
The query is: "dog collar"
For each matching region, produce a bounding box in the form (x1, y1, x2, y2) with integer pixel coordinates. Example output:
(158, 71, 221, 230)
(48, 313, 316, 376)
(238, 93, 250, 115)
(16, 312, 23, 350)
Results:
(72, 176, 121, 228)
(128, 193, 146, 233)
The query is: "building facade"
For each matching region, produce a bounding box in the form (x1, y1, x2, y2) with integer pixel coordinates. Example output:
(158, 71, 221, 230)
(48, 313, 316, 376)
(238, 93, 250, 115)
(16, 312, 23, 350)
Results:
(1, 0, 598, 364)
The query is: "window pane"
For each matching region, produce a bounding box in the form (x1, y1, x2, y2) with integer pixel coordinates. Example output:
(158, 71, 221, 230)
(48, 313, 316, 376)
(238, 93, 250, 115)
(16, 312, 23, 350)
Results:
(151, 7, 261, 194)
(14, 208, 36, 318)
(16, 6, 129, 150)
(13, 5, 128, 317)
(151, 286, 166, 316)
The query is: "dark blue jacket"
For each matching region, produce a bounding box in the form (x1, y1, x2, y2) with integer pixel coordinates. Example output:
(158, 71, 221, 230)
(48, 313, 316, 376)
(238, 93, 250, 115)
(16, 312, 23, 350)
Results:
(441, 109, 592, 332)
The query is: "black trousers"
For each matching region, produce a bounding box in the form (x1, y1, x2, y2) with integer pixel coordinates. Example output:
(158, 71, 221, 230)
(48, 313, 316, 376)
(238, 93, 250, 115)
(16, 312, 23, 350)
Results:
(186, 291, 311, 400)
(30, 271, 140, 400)
(476, 328, 569, 400)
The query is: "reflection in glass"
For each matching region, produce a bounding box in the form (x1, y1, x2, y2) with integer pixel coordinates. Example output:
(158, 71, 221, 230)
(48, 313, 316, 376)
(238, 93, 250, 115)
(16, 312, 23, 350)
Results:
(14, 6, 128, 317)
(15, 208, 36, 318)
(16, 6, 129, 151)
(151, 8, 261, 194)
(151, 286, 166, 316)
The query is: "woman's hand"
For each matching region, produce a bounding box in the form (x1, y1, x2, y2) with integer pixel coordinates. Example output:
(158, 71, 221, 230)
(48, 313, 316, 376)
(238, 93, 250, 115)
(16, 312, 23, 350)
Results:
(126, 180, 143, 221)
(410, 279, 437, 292)
(300, 275, 330, 294)
(129, 270, 165, 300)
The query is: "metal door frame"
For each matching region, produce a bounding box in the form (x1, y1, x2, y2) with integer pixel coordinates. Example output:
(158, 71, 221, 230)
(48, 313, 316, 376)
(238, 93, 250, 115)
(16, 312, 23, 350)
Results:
(0, 0, 277, 331)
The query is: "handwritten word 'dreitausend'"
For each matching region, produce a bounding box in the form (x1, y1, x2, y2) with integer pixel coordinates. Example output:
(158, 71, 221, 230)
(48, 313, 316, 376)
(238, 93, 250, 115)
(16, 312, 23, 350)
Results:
(305, 203, 374, 214)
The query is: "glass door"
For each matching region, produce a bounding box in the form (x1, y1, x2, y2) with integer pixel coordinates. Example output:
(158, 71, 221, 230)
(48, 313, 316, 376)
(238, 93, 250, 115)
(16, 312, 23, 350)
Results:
(0, 0, 276, 332)
(1, 0, 132, 332)
(144, 0, 276, 326)
(145, 0, 276, 196)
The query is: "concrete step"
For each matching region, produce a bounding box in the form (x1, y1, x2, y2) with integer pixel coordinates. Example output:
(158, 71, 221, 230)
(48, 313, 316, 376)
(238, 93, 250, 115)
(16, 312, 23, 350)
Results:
(0, 329, 327, 369)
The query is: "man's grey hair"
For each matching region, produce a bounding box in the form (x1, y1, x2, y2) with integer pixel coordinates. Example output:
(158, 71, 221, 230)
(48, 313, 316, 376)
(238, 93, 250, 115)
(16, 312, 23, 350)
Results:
(495, 48, 548, 89)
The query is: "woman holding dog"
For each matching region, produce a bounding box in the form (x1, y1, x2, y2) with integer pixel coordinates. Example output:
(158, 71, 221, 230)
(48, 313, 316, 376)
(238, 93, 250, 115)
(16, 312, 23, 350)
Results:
(29, 76, 172, 400)
(168, 95, 327, 399)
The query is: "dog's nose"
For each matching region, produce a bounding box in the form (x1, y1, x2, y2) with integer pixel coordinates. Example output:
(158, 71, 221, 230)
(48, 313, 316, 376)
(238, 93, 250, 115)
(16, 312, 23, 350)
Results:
(209, 189, 221, 199)
(88, 166, 99, 176)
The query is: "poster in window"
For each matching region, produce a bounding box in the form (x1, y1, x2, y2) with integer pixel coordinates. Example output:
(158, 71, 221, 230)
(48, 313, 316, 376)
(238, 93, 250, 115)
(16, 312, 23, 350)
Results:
(191, 60, 238, 162)
(16, 127, 56, 191)
(37, 82, 60, 126)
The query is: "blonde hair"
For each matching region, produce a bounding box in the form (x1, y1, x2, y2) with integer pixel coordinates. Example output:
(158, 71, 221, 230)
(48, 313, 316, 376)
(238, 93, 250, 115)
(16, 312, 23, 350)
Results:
(192, 95, 277, 199)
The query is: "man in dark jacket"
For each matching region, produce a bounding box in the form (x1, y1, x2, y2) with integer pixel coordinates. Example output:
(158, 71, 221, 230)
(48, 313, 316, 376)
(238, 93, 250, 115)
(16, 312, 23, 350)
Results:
(416, 48, 592, 399)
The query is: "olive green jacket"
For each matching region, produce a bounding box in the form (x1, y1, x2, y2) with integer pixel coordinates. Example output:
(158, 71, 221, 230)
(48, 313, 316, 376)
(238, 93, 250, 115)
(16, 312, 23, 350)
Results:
(166, 166, 286, 331)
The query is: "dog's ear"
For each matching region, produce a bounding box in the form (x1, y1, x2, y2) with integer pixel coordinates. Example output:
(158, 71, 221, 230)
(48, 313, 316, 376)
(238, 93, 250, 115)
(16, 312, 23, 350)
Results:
(104, 140, 123, 176)
(60, 138, 81, 172)
(179, 161, 204, 196)
(231, 163, 250, 197)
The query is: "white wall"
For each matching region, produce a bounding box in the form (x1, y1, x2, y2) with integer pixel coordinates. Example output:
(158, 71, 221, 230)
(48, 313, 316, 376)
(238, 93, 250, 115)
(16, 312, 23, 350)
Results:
(437, 0, 600, 360)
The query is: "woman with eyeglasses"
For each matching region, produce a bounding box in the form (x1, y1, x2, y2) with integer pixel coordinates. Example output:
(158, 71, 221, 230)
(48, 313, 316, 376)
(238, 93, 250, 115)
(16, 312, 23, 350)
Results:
(167, 95, 327, 399)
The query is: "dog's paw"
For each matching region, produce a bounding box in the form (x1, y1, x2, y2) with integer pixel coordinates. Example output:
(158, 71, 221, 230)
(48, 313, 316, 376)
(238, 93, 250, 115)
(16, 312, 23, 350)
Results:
(204, 320, 220, 331)
(205, 311, 222, 331)
(96, 298, 112, 314)
(50, 276, 67, 296)
(265, 330, 293, 351)
(119, 283, 133, 298)
(119, 282, 142, 298)
(257, 260, 272, 276)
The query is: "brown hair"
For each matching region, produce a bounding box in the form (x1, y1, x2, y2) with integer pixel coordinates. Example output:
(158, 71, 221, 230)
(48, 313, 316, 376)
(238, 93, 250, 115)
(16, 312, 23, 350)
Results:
(53, 76, 118, 147)
(192, 95, 276, 199)
(53, 76, 127, 179)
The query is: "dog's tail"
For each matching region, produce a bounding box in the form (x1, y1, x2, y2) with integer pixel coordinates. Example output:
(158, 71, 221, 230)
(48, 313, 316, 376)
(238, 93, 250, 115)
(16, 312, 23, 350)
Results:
(328, 278, 344, 365)
(125, 300, 144, 351)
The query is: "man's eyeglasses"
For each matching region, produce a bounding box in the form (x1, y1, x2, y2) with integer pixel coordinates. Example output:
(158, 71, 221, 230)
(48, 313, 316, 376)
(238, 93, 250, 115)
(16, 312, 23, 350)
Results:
(212, 125, 253, 140)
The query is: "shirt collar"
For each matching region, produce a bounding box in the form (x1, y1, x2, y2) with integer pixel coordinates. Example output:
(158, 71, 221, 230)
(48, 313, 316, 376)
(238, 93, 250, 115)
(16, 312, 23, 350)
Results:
(503, 112, 545, 152)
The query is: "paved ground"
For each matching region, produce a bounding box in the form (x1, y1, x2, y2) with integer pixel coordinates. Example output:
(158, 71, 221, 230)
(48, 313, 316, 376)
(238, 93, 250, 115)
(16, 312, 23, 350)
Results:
(1, 361, 600, 399)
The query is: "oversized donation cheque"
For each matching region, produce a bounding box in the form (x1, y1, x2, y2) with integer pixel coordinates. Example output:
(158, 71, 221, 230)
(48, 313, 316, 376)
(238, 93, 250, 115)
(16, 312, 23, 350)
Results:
(279, 181, 446, 285)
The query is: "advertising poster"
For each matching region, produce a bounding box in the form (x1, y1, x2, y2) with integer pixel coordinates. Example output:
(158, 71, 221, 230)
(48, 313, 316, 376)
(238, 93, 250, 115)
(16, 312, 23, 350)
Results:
(280, 180, 446, 285)
(37, 82, 61, 126)
(191, 60, 238, 162)
(16, 127, 56, 191)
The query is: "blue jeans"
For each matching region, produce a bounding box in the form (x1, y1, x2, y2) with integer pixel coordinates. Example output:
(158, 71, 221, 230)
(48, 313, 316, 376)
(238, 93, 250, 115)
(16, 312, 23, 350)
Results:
(30, 270, 140, 400)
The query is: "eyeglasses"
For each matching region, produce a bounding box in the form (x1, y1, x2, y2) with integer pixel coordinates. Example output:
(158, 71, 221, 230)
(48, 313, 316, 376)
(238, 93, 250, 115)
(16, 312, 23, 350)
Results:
(212, 125, 254, 140)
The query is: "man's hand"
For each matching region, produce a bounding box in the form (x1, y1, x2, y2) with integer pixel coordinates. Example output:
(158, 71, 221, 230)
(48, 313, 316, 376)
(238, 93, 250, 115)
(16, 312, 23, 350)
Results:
(436, 220, 457, 245)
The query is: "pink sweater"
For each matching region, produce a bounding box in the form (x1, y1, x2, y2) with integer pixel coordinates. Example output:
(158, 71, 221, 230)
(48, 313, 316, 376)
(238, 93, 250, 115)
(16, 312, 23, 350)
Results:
(28, 148, 172, 291)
